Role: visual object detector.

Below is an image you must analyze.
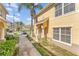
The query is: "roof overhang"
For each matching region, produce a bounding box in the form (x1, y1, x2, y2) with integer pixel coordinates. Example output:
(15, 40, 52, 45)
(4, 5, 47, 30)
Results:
(34, 3, 55, 19)
(36, 17, 48, 25)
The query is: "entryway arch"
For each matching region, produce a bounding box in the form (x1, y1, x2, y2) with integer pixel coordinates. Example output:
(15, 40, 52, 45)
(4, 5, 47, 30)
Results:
(0, 21, 6, 41)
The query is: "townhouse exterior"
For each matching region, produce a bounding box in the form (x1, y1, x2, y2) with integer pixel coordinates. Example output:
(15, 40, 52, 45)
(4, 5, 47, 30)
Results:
(0, 4, 8, 41)
(33, 3, 79, 55)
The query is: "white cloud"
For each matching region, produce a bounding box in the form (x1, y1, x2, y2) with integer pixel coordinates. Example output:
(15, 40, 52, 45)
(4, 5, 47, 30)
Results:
(25, 22, 31, 25)
(14, 17, 20, 22)
(10, 3, 18, 8)
(6, 15, 13, 18)
(26, 17, 31, 21)
(3, 3, 18, 12)
(24, 17, 31, 25)
(34, 3, 39, 6)
(6, 7, 12, 11)
(6, 15, 13, 22)
(6, 15, 20, 22)
(3, 3, 9, 7)
(16, 13, 20, 17)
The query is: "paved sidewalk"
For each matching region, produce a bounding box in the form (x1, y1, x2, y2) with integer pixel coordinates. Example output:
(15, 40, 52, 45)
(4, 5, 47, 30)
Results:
(18, 35, 41, 56)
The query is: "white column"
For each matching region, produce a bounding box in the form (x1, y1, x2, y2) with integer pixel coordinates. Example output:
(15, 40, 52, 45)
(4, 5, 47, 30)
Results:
(41, 25, 44, 38)
(1, 28, 5, 40)
(35, 26, 39, 42)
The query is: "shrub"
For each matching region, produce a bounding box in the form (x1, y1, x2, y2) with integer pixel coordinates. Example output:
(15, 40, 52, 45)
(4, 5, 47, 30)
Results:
(14, 32, 19, 37)
(5, 35, 15, 40)
(0, 40, 17, 56)
(27, 34, 33, 41)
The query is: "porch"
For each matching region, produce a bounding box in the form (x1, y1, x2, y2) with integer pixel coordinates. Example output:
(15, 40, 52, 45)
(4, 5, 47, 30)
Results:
(35, 18, 49, 43)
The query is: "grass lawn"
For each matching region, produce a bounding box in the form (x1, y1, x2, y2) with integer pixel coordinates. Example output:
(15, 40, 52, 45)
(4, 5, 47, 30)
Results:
(33, 43, 56, 56)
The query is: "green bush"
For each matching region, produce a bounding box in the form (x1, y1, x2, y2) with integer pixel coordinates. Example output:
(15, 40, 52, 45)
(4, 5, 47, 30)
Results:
(27, 34, 33, 41)
(14, 32, 19, 37)
(5, 35, 15, 40)
(0, 32, 19, 56)
(0, 40, 17, 56)
(5, 33, 19, 40)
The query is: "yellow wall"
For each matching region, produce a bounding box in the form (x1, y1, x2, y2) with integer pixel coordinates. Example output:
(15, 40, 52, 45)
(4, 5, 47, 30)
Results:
(34, 3, 79, 55)
(35, 4, 79, 44)
(0, 4, 6, 19)
(0, 4, 7, 40)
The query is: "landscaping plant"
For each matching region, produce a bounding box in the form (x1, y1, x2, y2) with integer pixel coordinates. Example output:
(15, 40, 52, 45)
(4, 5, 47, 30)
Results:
(0, 40, 17, 56)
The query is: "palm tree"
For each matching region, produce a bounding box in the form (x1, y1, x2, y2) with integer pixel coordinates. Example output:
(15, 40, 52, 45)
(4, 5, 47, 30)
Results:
(18, 3, 42, 36)
(15, 21, 24, 31)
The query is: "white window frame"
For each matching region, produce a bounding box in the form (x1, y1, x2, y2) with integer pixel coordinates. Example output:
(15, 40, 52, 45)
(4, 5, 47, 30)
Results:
(64, 3, 75, 14)
(55, 3, 62, 17)
(53, 27, 72, 46)
(53, 28, 60, 40)
(55, 3, 75, 17)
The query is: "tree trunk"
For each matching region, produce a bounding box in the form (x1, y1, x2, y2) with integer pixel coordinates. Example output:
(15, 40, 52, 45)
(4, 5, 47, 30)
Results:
(30, 11, 33, 36)
(30, 6, 36, 37)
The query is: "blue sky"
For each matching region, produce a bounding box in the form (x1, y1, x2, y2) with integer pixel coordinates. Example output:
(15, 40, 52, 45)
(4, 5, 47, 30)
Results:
(3, 3, 47, 25)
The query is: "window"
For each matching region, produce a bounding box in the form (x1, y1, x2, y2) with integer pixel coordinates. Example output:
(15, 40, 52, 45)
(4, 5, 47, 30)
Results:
(64, 3, 75, 14)
(55, 3, 75, 17)
(53, 28, 59, 40)
(55, 3, 62, 17)
(53, 27, 71, 44)
(61, 27, 71, 43)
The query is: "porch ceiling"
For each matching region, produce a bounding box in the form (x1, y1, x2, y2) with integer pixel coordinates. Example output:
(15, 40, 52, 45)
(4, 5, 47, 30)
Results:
(36, 17, 48, 25)
(36, 18, 49, 29)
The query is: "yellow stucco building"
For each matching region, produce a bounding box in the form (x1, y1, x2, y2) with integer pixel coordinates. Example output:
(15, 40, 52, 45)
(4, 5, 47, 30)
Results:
(34, 3, 79, 55)
(0, 4, 8, 41)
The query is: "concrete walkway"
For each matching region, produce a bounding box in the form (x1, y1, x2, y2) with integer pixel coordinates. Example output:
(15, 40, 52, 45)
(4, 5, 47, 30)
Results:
(18, 35, 41, 56)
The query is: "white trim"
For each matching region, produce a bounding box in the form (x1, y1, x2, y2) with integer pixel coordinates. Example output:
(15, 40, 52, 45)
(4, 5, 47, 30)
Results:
(64, 3, 75, 14)
(64, 3, 71, 7)
(53, 10, 78, 19)
(70, 27, 72, 46)
(62, 3, 64, 15)
(53, 39, 72, 46)
(52, 27, 72, 46)
(55, 3, 75, 18)
(59, 28, 61, 41)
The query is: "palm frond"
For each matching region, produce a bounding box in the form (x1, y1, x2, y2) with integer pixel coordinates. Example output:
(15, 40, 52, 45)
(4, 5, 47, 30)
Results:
(18, 3, 43, 12)
(18, 3, 33, 12)
(34, 4, 43, 10)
